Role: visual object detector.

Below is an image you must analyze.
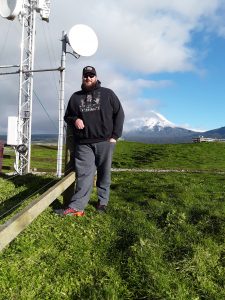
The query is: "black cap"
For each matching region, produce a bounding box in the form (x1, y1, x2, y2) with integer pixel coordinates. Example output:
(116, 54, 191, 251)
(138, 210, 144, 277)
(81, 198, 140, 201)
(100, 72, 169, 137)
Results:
(82, 66, 97, 76)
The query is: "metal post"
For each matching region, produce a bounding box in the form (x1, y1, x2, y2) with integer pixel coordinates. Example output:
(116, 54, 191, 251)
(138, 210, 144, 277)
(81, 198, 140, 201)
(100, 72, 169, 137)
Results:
(56, 32, 66, 177)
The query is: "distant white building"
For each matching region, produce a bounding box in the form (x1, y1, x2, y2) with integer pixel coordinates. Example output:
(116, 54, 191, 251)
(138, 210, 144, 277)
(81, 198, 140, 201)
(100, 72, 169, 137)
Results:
(192, 136, 225, 143)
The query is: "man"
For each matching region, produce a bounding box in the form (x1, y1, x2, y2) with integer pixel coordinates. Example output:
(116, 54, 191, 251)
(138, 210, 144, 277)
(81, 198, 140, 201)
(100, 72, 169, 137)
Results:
(58, 66, 124, 216)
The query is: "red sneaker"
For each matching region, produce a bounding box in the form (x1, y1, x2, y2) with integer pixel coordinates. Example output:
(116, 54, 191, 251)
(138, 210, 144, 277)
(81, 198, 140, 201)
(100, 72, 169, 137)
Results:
(55, 207, 85, 217)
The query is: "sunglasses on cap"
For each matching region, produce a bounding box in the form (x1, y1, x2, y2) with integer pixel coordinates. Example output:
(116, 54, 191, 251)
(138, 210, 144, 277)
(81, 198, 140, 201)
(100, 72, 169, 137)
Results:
(83, 73, 96, 79)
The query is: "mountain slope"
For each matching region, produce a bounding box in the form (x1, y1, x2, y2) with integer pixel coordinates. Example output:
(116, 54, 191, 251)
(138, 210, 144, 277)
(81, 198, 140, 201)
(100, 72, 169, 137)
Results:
(123, 126, 198, 143)
(123, 112, 200, 143)
(203, 127, 225, 138)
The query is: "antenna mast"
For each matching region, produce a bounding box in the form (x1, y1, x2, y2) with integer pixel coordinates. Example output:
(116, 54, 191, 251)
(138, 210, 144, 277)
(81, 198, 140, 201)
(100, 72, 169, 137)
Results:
(16, 0, 36, 174)
(0, 0, 50, 175)
(15, 0, 50, 174)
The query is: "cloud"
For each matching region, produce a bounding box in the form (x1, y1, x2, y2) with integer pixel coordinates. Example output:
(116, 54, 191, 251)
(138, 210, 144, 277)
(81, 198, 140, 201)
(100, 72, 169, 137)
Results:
(0, 0, 225, 134)
(78, 0, 225, 73)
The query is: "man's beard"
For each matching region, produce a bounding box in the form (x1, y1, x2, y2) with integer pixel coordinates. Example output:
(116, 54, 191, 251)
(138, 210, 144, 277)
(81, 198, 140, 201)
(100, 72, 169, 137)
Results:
(83, 81, 96, 91)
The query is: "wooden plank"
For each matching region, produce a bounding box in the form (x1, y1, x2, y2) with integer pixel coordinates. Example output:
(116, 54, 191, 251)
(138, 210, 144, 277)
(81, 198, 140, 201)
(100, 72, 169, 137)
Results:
(0, 172, 75, 252)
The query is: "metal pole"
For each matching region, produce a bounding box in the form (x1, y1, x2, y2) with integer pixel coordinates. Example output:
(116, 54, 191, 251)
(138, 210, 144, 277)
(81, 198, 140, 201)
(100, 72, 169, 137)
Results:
(56, 32, 66, 177)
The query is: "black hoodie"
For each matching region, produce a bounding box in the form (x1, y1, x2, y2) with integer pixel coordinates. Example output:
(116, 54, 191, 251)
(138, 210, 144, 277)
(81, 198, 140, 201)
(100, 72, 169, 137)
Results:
(64, 80, 125, 144)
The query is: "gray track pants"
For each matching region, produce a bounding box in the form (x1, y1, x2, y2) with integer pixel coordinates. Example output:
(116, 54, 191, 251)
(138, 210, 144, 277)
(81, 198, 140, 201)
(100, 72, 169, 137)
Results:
(69, 141, 115, 211)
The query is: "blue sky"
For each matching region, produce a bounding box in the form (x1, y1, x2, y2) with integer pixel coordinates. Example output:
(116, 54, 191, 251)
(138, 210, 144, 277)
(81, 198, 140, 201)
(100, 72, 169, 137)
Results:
(148, 32, 225, 131)
(0, 0, 225, 134)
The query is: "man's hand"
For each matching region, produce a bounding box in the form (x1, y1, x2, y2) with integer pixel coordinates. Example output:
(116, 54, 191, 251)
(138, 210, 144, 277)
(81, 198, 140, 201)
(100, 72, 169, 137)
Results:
(109, 138, 117, 143)
(75, 119, 85, 129)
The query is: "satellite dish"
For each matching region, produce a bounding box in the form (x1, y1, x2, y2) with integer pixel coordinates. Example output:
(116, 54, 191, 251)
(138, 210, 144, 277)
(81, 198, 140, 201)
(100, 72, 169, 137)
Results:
(68, 24, 98, 57)
(0, 0, 23, 20)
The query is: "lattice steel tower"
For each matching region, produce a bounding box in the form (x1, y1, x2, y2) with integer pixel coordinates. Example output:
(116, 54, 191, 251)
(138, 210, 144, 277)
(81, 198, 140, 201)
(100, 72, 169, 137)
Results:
(16, 0, 50, 174)
(0, 0, 50, 175)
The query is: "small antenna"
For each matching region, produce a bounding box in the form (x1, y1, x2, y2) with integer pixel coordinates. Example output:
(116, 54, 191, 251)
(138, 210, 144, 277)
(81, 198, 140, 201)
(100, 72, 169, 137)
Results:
(0, 0, 23, 20)
(36, 0, 50, 22)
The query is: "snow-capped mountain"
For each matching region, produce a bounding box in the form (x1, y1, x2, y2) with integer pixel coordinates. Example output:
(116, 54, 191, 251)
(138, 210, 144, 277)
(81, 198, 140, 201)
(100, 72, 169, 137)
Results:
(125, 112, 175, 132)
(123, 111, 200, 143)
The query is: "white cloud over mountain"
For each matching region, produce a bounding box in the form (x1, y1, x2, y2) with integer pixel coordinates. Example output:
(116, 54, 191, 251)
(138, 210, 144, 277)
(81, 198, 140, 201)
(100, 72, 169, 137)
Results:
(124, 111, 175, 131)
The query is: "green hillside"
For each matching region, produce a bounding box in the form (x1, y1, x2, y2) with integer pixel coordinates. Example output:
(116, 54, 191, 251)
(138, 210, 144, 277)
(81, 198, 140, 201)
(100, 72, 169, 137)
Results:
(113, 140, 225, 171)
(2, 140, 225, 172)
(0, 141, 225, 299)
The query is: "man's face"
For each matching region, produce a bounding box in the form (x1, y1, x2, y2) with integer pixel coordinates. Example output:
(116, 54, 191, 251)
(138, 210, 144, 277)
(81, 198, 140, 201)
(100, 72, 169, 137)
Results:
(82, 73, 97, 90)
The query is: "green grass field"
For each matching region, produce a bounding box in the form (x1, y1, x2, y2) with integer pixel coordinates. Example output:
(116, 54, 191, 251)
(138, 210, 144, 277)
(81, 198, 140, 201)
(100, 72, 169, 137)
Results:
(0, 141, 225, 299)
(3, 140, 225, 173)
